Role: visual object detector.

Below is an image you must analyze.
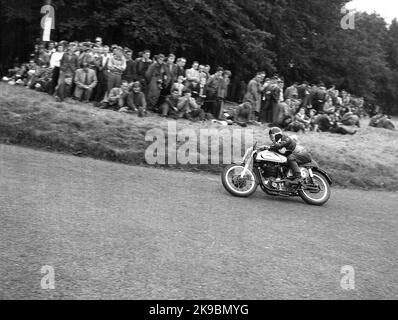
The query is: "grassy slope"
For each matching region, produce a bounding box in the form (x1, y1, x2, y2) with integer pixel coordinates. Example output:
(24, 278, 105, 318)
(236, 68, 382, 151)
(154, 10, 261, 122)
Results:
(1, 83, 397, 191)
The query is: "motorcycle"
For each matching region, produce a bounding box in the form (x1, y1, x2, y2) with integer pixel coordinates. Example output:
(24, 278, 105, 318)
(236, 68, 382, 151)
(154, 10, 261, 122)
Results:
(221, 142, 332, 206)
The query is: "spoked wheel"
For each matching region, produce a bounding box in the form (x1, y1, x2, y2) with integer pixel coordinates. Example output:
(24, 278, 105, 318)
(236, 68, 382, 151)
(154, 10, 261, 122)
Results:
(221, 164, 258, 198)
(299, 171, 331, 206)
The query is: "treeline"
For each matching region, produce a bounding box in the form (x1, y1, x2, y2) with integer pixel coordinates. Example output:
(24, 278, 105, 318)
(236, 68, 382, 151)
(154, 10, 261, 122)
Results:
(0, 0, 397, 114)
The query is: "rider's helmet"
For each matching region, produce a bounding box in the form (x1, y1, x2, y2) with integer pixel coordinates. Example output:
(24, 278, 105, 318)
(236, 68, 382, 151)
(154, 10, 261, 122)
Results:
(269, 127, 283, 143)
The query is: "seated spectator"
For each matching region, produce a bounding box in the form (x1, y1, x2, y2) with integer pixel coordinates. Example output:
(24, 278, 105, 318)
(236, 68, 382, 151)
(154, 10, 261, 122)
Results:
(28, 66, 53, 92)
(297, 81, 311, 108)
(55, 73, 74, 102)
(308, 109, 318, 131)
(232, 102, 252, 127)
(313, 113, 332, 132)
(287, 107, 311, 132)
(36, 46, 50, 67)
(187, 78, 200, 99)
(369, 114, 396, 131)
(341, 111, 361, 127)
(311, 82, 327, 114)
(105, 80, 130, 110)
(160, 88, 181, 118)
(322, 95, 336, 114)
(177, 88, 205, 121)
(121, 82, 147, 117)
(171, 75, 186, 96)
(74, 62, 98, 103)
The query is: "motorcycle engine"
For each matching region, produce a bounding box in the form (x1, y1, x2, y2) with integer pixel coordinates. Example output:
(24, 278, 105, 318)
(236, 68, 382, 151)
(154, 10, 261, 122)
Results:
(261, 164, 278, 178)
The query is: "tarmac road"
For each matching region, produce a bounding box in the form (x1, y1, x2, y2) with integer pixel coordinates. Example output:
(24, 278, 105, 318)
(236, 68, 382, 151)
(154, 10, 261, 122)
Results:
(0, 144, 397, 300)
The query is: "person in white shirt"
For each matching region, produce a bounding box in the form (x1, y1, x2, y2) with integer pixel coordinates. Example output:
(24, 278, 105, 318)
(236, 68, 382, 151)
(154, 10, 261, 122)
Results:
(49, 44, 64, 94)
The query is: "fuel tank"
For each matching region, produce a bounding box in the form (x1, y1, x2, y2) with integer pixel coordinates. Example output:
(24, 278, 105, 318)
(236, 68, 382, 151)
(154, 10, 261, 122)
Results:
(256, 150, 288, 163)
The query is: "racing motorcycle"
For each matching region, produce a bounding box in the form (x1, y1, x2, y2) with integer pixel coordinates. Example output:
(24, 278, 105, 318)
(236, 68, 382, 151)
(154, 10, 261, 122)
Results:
(221, 142, 332, 206)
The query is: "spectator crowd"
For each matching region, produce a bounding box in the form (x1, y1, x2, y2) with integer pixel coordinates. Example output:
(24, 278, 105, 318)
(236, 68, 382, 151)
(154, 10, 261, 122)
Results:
(2, 38, 395, 132)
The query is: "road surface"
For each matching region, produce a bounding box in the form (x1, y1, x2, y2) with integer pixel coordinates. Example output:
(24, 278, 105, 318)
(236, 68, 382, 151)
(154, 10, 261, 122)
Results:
(0, 144, 397, 299)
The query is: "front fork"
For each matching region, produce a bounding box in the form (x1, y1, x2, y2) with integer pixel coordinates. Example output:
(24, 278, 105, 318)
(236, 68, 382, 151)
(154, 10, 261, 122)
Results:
(240, 149, 254, 178)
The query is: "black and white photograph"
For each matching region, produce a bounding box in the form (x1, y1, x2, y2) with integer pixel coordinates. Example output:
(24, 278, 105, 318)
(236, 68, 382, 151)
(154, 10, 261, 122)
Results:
(0, 0, 397, 305)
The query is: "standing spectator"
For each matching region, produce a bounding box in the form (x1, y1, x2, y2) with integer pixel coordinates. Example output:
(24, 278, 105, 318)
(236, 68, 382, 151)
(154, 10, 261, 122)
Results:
(94, 37, 103, 48)
(259, 77, 273, 123)
(297, 81, 311, 109)
(284, 82, 298, 100)
(123, 49, 136, 83)
(244, 72, 265, 121)
(205, 67, 224, 119)
(58, 45, 79, 87)
(49, 44, 64, 95)
(176, 57, 187, 78)
(93, 46, 111, 103)
(145, 54, 166, 110)
(105, 47, 127, 100)
(198, 65, 207, 81)
(74, 62, 98, 103)
(163, 54, 178, 93)
(78, 45, 95, 67)
(217, 70, 232, 118)
(47, 41, 56, 54)
(203, 65, 211, 80)
(185, 61, 200, 85)
(135, 50, 152, 93)
(270, 79, 283, 125)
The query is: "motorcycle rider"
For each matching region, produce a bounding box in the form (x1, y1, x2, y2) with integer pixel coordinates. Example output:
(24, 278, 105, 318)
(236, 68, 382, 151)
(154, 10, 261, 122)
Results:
(264, 127, 312, 184)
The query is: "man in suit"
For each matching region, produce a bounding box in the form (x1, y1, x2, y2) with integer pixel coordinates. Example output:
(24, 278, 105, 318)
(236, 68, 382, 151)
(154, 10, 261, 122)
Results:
(74, 62, 98, 102)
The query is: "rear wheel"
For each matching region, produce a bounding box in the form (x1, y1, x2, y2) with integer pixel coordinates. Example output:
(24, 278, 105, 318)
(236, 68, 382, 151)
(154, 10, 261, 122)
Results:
(221, 164, 258, 198)
(299, 171, 331, 206)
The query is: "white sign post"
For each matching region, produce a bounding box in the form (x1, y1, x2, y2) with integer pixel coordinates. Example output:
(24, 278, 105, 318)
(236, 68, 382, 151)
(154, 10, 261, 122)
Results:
(42, 17, 52, 42)
(40, 3, 55, 42)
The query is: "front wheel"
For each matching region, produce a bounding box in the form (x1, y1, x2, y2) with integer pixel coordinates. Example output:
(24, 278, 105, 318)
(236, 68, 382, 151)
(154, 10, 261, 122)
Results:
(299, 171, 331, 206)
(221, 164, 258, 198)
